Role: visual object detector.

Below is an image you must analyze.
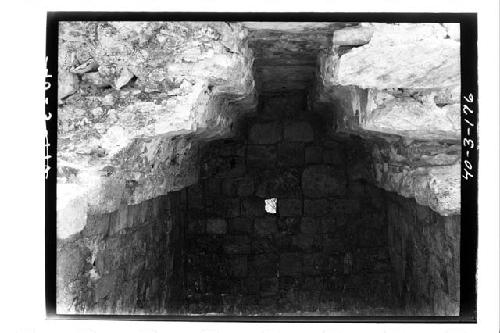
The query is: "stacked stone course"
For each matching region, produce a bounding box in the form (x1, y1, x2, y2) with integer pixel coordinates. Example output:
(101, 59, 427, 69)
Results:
(183, 94, 394, 314)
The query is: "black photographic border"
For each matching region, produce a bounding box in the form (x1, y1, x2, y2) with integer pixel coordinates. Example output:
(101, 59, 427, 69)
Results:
(45, 11, 478, 323)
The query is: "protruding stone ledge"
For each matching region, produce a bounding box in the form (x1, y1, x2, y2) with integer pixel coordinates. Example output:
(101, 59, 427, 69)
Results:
(57, 22, 257, 239)
(322, 23, 460, 89)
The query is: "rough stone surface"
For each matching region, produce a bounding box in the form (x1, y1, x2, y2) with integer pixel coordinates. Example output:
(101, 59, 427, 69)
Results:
(386, 192, 460, 315)
(249, 122, 282, 144)
(57, 22, 462, 316)
(244, 22, 353, 92)
(57, 193, 185, 314)
(368, 136, 461, 216)
(182, 94, 399, 315)
(284, 121, 314, 142)
(57, 21, 256, 238)
(206, 218, 227, 234)
(302, 165, 346, 198)
(57, 22, 461, 238)
(323, 23, 460, 89)
(314, 23, 461, 214)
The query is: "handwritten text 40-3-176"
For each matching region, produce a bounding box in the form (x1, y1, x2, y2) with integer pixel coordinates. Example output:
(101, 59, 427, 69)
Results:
(462, 93, 475, 181)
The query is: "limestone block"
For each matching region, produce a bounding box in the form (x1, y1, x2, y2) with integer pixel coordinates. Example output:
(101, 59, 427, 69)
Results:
(206, 218, 227, 234)
(321, 217, 337, 234)
(248, 122, 282, 144)
(260, 278, 279, 296)
(229, 255, 248, 278)
(277, 217, 300, 235)
(278, 198, 303, 217)
(222, 178, 239, 197)
(223, 235, 251, 255)
(237, 177, 255, 197)
(187, 219, 206, 235)
(277, 143, 304, 167)
(332, 25, 374, 46)
(292, 234, 316, 252)
(304, 199, 330, 217)
(229, 217, 253, 234)
(300, 217, 322, 235)
(255, 169, 301, 198)
(302, 165, 346, 198)
(247, 145, 277, 169)
(279, 253, 302, 277)
(284, 121, 314, 142)
(254, 216, 278, 236)
(326, 23, 460, 89)
(305, 146, 323, 164)
(241, 198, 265, 217)
(251, 254, 278, 277)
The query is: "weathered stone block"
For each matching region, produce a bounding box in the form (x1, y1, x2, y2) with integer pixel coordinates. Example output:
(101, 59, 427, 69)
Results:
(223, 235, 251, 255)
(247, 145, 277, 169)
(443, 215, 460, 240)
(251, 253, 279, 277)
(229, 255, 248, 278)
(252, 236, 277, 254)
(292, 234, 316, 252)
(187, 184, 204, 209)
(260, 278, 279, 297)
(303, 253, 326, 275)
(218, 141, 246, 157)
(222, 178, 239, 197)
(249, 122, 282, 144)
(277, 217, 301, 235)
(322, 234, 346, 253)
(206, 218, 227, 234)
(279, 253, 302, 276)
(241, 198, 265, 217)
(229, 217, 253, 234)
(321, 217, 336, 233)
(261, 94, 305, 118)
(187, 219, 206, 234)
(109, 205, 128, 235)
(277, 143, 304, 166)
(57, 241, 92, 283)
(205, 178, 222, 197)
(323, 148, 344, 165)
(126, 204, 141, 229)
(245, 277, 260, 295)
(305, 146, 323, 164)
(275, 234, 294, 252)
(329, 198, 361, 215)
(300, 217, 321, 234)
(255, 169, 301, 198)
(224, 198, 241, 218)
(237, 177, 255, 197)
(278, 198, 302, 217)
(302, 165, 346, 198)
(202, 154, 246, 179)
(84, 213, 110, 237)
(254, 216, 278, 236)
(205, 198, 240, 218)
(304, 199, 329, 217)
(284, 121, 314, 142)
(95, 271, 121, 300)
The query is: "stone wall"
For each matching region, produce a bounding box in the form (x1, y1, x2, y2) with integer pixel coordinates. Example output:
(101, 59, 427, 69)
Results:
(182, 94, 395, 314)
(56, 192, 186, 314)
(56, 93, 461, 316)
(386, 193, 460, 315)
(343, 133, 461, 316)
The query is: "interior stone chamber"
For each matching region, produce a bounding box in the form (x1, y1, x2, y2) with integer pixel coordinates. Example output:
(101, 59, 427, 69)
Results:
(56, 22, 461, 316)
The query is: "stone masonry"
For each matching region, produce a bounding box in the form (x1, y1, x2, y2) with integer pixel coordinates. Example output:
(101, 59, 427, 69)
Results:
(183, 93, 396, 315)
